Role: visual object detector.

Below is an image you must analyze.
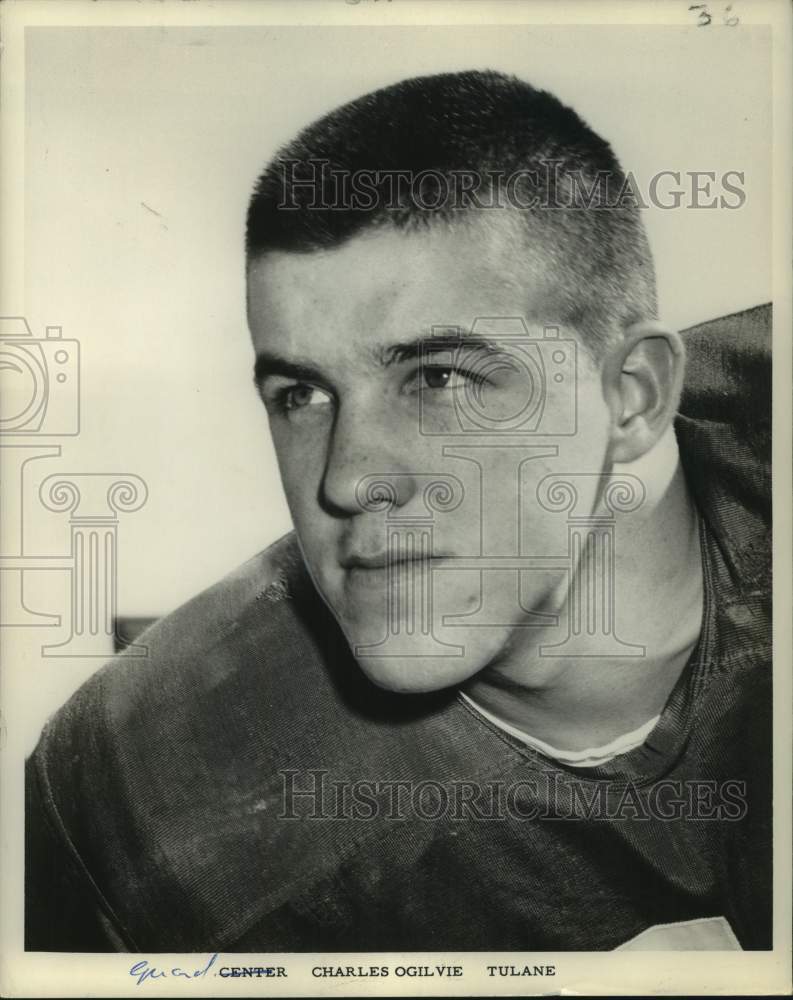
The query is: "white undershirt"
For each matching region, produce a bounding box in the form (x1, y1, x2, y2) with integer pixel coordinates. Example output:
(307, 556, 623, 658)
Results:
(459, 692, 660, 768)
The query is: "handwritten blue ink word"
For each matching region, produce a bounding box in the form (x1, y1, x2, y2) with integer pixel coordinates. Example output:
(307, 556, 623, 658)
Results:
(129, 953, 218, 986)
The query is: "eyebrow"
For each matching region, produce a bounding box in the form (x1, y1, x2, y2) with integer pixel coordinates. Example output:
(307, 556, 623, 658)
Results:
(381, 331, 502, 366)
(253, 353, 327, 389)
(253, 330, 503, 389)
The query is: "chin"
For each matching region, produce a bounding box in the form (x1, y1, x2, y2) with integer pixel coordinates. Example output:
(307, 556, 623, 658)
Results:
(324, 579, 517, 693)
(352, 651, 484, 695)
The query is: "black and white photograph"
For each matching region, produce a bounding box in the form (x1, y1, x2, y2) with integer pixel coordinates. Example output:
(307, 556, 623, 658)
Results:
(1, 0, 790, 996)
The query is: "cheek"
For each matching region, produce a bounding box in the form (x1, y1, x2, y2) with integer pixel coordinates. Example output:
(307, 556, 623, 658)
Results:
(269, 426, 326, 520)
(575, 379, 612, 441)
(550, 373, 612, 466)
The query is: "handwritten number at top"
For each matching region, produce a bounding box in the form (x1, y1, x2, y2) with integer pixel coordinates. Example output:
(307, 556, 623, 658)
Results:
(688, 4, 740, 26)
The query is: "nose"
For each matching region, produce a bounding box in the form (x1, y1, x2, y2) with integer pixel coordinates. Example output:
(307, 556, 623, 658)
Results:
(320, 401, 417, 516)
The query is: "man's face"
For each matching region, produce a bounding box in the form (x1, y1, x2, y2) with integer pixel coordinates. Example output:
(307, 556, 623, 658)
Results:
(248, 217, 613, 693)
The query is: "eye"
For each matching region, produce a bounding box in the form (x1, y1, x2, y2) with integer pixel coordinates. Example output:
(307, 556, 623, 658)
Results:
(421, 366, 475, 390)
(279, 382, 331, 410)
(281, 383, 332, 411)
(260, 380, 334, 416)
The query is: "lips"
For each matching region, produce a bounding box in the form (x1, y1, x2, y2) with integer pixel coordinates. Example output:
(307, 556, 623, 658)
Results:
(341, 552, 438, 570)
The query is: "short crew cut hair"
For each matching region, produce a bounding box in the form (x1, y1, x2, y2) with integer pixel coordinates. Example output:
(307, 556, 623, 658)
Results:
(246, 70, 657, 356)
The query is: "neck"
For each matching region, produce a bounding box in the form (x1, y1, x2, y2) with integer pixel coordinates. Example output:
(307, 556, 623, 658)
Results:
(464, 428, 704, 752)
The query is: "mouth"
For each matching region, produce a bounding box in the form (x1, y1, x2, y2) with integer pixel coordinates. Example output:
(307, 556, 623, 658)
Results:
(339, 553, 447, 621)
(343, 560, 431, 581)
(341, 552, 448, 571)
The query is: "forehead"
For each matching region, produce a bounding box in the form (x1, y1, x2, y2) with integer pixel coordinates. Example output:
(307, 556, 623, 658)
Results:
(246, 215, 566, 352)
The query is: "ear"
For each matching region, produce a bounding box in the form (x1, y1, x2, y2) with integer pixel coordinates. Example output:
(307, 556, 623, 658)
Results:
(600, 321, 686, 464)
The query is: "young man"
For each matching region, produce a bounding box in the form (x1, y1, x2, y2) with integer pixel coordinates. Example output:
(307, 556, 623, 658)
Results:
(25, 71, 771, 952)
